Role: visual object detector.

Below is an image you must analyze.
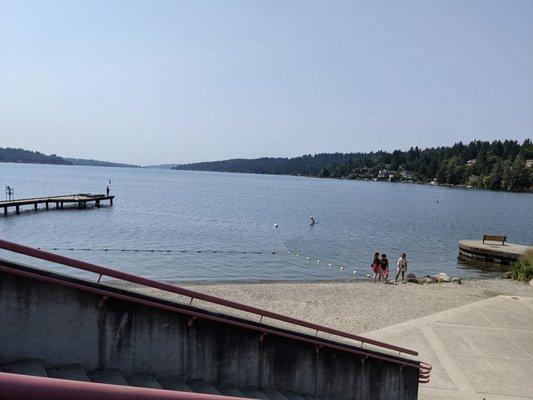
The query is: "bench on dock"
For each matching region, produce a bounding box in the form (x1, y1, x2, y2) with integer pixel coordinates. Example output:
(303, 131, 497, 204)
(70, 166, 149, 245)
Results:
(482, 235, 506, 245)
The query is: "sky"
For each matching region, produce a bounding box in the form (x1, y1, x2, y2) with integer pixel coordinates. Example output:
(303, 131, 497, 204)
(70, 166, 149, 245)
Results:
(1, 1, 532, 165)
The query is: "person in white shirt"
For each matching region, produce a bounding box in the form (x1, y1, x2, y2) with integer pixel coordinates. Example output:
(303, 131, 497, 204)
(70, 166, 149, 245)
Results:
(395, 252, 408, 283)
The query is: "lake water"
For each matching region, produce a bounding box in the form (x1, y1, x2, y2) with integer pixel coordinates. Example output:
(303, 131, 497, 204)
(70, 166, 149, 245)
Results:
(1, 163, 531, 283)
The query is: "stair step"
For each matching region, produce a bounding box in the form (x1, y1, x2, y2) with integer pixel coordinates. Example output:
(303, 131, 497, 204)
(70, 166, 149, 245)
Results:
(89, 369, 129, 386)
(216, 384, 247, 397)
(263, 389, 291, 400)
(188, 379, 222, 395)
(47, 364, 90, 382)
(1, 359, 47, 377)
(240, 386, 272, 400)
(158, 376, 193, 392)
(285, 394, 308, 400)
(126, 372, 163, 389)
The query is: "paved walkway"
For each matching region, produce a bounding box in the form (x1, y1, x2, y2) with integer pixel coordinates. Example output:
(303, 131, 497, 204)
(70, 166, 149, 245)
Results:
(366, 295, 533, 400)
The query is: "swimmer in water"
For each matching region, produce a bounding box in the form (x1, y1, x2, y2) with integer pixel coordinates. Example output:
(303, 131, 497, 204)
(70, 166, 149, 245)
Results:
(310, 216, 316, 225)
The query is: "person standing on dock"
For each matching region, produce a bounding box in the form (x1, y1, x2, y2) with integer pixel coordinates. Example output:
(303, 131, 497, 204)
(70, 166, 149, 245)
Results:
(395, 253, 408, 283)
(106, 185, 110, 196)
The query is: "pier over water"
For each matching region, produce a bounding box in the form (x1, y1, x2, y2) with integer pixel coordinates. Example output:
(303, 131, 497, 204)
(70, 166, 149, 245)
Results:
(1, 194, 114, 216)
(459, 239, 532, 265)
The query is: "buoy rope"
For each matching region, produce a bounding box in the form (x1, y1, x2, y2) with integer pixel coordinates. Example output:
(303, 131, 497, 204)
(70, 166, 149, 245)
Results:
(273, 225, 370, 279)
(36, 247, 278, 255)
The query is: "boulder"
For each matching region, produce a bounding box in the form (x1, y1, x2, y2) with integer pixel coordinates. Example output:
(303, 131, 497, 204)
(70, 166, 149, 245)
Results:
(406, 273, 418, 283)
(419, 276, 437, 284)
(435, 272, 451, 283)
(451, 277, 462, 284)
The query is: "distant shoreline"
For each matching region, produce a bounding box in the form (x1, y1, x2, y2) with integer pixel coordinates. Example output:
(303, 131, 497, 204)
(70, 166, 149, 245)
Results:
(5, 159, 532, 193)
(170, 167, 533, 194)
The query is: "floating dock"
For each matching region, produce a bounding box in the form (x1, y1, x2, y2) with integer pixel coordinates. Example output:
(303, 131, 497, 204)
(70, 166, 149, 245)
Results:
(0, 194, 114, 216)
(458, 239, 531, 264)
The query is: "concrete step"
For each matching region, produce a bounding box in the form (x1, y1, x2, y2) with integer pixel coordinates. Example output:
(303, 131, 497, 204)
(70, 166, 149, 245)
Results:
(126, 372, 163, 389)
(1, 359, 47, 377)
(240, 386, 272, 400)
(262, 389, 291, 400)
(89, 369, 129, 386)
(188, 379, 222, 395)
(158, 376, 193, 392)
(47, 364, 90, 382)
(215, 384, 247, 397)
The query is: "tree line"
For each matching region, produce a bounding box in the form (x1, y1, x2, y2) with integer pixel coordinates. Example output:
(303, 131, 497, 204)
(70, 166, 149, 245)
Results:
(0, 147, 139, 168)
(173, 139, 533, 191)
(0, 147, 71, 165)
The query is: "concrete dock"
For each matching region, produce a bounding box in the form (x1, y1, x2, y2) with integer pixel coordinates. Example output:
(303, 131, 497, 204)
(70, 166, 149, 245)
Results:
(366, 295, 533, 400)
(459, 240, 531, 264)
(0, 194, 114, 216)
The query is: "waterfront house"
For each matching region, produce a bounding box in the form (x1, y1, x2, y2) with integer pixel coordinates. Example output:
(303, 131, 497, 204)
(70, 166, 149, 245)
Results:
(377, 169, 389, 180)
(401, 170, 414, 180)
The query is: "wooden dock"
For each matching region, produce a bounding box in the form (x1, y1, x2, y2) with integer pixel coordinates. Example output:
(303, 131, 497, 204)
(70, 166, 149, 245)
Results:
(458, 239, 532, 265)
(0, 194, 114, 216)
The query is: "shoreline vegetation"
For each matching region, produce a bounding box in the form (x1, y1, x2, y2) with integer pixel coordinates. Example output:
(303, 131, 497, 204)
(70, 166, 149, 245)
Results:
(3, 139, 532, 191)
(0, 147, 139, 168)
(173, 139, 533, 192)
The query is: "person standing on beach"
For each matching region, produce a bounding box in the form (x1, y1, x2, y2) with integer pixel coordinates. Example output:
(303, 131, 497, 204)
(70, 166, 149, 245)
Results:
(380, 254, 389, 282)
(395, 253, 408, 283)
(371, 252, 381, 282)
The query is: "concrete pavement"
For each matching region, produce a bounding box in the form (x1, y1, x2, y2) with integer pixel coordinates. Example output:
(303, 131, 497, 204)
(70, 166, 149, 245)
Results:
(366, 295, 533, 400)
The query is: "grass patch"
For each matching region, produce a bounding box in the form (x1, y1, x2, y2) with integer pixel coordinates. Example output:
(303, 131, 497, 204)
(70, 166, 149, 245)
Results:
(502, 250, 533, 282)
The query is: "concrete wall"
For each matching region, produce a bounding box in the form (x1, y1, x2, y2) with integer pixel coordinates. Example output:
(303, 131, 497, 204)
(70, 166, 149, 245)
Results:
(0, 264, 419, 400)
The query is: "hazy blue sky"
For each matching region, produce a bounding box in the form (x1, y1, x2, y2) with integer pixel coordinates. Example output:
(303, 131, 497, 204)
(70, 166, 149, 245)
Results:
(1, 1, 532, 165)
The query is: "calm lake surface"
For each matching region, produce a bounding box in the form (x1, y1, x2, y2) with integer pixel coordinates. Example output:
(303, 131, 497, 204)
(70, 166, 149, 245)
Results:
(1, 163, 532, 283)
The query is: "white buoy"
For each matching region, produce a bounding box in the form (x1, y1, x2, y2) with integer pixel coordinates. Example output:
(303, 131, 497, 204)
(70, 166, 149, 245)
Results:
(306, 257, 310, 260)
(296, 253, 299, 258)
(317, 260, 320, 264)
(340, 266, 345, 271)
(353, 270, 357, 275)
(274, 224, 278, 228)
(328, 263, 332, 267)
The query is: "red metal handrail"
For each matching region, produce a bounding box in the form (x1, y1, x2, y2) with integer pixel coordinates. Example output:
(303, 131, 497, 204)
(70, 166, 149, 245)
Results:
(0, 238, 418, 357)
(0, 372, 247, 400)
(0, 263, 425, 372)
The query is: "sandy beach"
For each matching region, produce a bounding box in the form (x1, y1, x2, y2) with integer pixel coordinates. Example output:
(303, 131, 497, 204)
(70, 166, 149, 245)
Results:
(118, 278, 533, 334)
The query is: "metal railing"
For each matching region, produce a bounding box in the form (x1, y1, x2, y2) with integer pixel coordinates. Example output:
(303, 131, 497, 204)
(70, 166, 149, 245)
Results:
(0, 372, 247, 400)
(0, 238, 431, 383)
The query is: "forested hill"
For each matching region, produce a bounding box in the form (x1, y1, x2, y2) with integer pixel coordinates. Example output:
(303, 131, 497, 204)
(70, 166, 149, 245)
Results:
(65, 158, 140, 168)
(0, 147, 138, 168)
(173, 139, 533, 191)
(0, 147, 71, 165)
